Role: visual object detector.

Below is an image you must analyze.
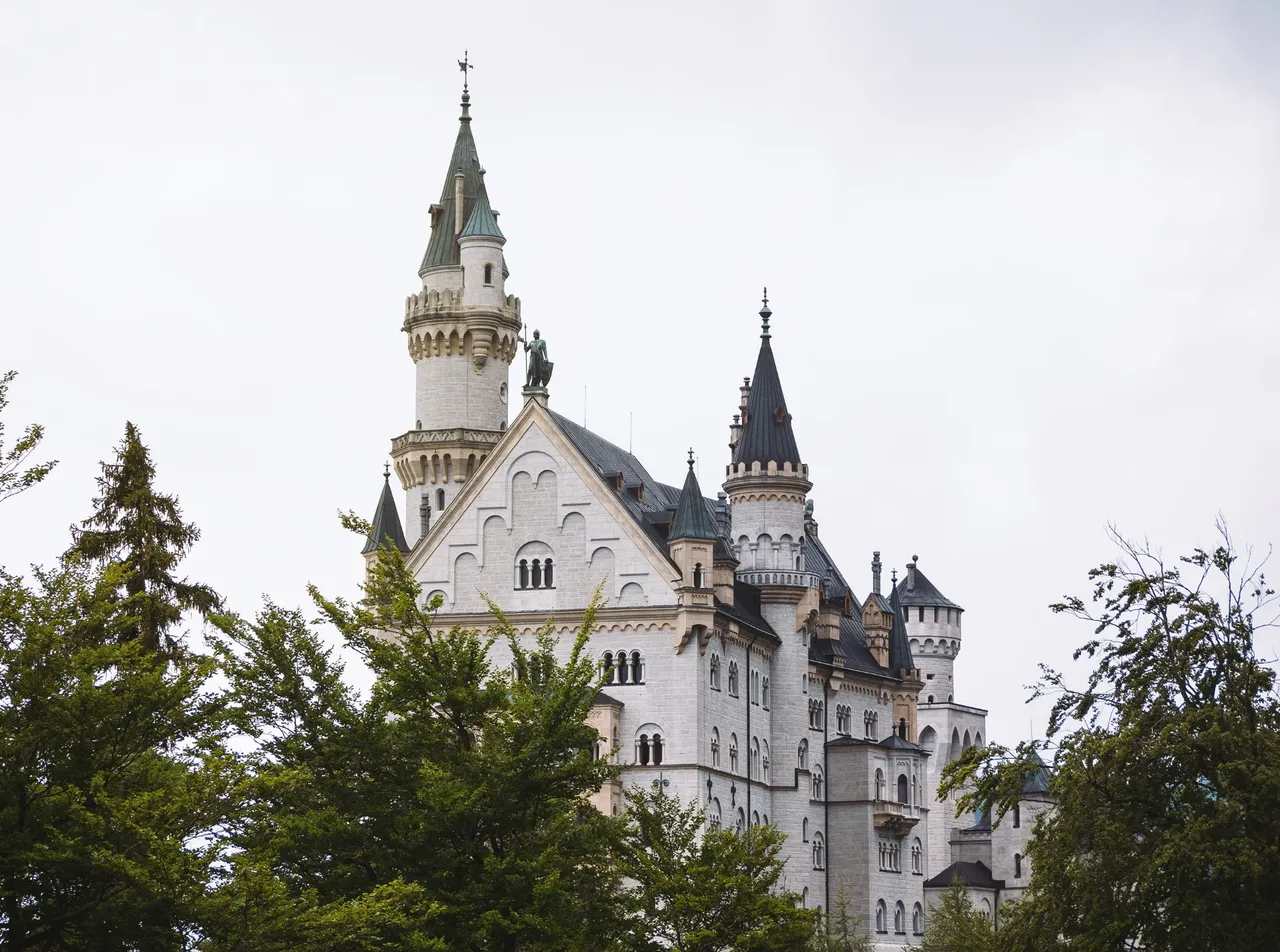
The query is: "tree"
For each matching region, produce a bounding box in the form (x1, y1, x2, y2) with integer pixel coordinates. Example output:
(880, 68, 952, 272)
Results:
(66, 423, 219, 652)
(618, 787, 818, 952)
(910, 882, 996, 952)
(207, 533, 627, 952)
(0, 558, 240, 950)
(810, 890, 873, 952)
(0, 370, 57, 505)
(942, 523, 1280, 952)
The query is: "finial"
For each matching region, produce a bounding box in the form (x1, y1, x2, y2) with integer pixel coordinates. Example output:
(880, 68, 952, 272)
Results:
(759, 286, 772, 338)
(383, 461, 391, 480)
(912, 554, 919, 563)
(687, 447, 696, 469)
(891, 567, 898, 586)
(458, 51, 474, 117)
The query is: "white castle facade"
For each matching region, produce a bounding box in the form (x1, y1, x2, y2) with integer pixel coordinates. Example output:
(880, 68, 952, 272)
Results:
(362, 83, 1051, 946)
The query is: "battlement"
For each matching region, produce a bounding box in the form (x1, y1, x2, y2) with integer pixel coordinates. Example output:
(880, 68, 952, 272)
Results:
(724, 460, 810, 479)
(404, 287, 521, 319)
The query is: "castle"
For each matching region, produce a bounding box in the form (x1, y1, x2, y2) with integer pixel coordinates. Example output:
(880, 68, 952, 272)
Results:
(362, 80, 1050, 945)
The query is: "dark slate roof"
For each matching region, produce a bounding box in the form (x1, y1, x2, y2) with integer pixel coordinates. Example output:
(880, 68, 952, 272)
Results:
(895, 560, 962, 611)
(1023, 751, 1052, 795)
(713, 535, 739, 565)
(716, 583, 777, 642)
(419, 94, 492, 275)
(459, 187, 504, 240)
(669, 461, 720, 540)
(593, 690, 624, 708)
(732, 326, 802, 468)
(888, 583, 916, 673)
(924, 861, 1005, 890)
(363, 473, 409, 554)
(802, 535, 853, 601)
(879, 733, 923, 751)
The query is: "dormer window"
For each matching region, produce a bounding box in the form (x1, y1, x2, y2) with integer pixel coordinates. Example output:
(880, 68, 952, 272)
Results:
(484, 263, 493, 285)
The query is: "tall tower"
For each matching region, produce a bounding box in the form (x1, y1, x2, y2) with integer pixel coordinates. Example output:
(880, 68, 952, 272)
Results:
(391, 77, 522, 546)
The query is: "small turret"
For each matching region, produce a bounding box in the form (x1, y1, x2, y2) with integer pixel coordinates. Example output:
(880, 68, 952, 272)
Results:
(668, 450, 718, 593)
(363, 466, 410, 562)
(861, 552, 892, 668)
(895, 555, 964, 705)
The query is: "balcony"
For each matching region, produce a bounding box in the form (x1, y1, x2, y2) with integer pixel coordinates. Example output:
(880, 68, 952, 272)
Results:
(873, 798, 921, 835)
(736, 570, 822, 590)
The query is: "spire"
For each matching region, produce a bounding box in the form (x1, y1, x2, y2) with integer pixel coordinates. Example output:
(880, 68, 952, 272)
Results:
(668, 450, 719, 541)
(888, 581, 916, 674)
(419, 64, 492, 276)
(363, 465, 410, 555)
(731, 290, 802, 467)
(459, 184, 505, 240)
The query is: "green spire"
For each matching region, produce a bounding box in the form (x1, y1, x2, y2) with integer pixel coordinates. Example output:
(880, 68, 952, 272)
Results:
(668, 450, 719, 541)
(460, 186, 504, 240)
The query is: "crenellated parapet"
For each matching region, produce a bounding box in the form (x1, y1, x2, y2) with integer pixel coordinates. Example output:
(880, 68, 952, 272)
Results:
(402, 292, 522, 370)
(722, 461, 812, 504)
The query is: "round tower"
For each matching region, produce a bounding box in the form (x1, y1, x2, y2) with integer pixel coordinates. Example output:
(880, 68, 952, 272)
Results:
(896, 555, 964, 704)
(392, 83, 522, 545)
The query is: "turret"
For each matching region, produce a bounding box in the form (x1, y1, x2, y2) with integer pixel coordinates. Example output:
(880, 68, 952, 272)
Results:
(391, 79, 522, 546)
(860, 552, 892, 667)
(668, 450, 718, 649)
(895, 555, 964, 705)
(362, 466, 410, 568)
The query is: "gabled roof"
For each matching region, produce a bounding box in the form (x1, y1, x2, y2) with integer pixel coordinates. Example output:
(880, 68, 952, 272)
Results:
(923, 861, 1005, 890)
(419, 92, 493, 275)
(459, 187, 504, 240)
(888, 583, 916, 673)
(669, 459, 720, 541)
(895, 559, 962, 611)
(363, 472, 409, 554)
(802, 535, 853, 601)
(732, 305, 802, 468)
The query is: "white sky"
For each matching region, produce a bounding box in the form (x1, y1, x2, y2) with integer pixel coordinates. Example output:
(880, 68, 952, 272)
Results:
(3, 1, 1279, 746)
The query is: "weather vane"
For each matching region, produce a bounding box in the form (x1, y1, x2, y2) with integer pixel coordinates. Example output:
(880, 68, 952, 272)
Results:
(458, 51, 473, 93)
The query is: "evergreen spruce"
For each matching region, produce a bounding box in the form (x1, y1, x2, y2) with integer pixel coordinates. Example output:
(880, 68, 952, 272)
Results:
(67, 423, 219, 652)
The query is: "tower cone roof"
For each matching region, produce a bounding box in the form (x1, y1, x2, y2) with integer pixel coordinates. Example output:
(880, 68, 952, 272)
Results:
(460, 185, 504, 240)
(668, 451, 720, 541)
(732, 290, 802, 468)
(363, 467, 410, 554)
(418, 88, 494, 275)
(888, 581, 917, 674)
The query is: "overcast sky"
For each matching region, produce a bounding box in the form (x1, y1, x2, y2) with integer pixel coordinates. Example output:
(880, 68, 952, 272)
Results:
(3, 1, 1279, 746)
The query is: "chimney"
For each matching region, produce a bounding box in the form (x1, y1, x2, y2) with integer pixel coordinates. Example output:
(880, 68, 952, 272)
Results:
(716, 492, 731, 537)
(454, 169, 465, 234)
(419, 495, 431, 539)
(739, 377, 751, 418)
(871, 551, 882, 595)
(729, 413, 742, 453)
(907, 555, 918, 591)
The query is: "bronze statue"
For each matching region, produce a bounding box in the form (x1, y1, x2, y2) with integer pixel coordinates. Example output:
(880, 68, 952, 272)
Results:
(520, 329, 553, 388)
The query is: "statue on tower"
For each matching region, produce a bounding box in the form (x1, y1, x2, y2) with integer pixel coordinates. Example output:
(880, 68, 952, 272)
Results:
(521, 329, 554, 389)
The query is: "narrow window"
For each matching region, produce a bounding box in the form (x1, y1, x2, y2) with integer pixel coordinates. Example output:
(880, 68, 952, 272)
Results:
(711, 727, 720, 767)
(602, 652, 614, 683)
(797, 739, 807, 770)
(802, 817, 809, 841)
(895, 902, 906, 935)
(927, 695, 934, 703)
(947, 608, 952, 623)
(762, 677, 769, 709)
(692, 562, 703, 588)
(934, 606, 940, 623)
(638, 734, 650, 765)
(652, 733, 663, 765)
(544, 558, 554, 587)
(531, 559, 542, 588)
(1015, 853, 1023, 878)
(483, 263, 493, 284)
(518, 559, 529, 589)
(729, 735, 738, 773)
(631, 651, 643, 684)
(898, 774, 909, 804)
(875, 768, 885, 800)
(617, 654, 629, 684)
(812, 833, 825, 870)
(918, 606, 925, 622)
(876, 901, 886, 933)
(913, 903, 923, 935)
(1014, 804, 1021, 828)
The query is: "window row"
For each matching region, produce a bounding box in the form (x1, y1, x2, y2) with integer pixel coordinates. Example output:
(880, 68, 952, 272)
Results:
(515, 557, 555, 589)
(835, 704, 851, 735)
(873, 768, 916, 805)
(708, 728, 770, 781)
(875, 900, 923, 936)
(706, 801, 771, 835)
(601, 651, 645, 685)
(636, 732, 664, 766)
(906, 606, 961, 626)
(807, 699, 824, 730)
(750, 670, 770, 708)
(709, 654, 755, 701)
(877, 837, 924, 874)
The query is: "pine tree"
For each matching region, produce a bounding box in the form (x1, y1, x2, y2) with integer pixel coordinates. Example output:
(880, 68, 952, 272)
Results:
(67, 422, 218, 651)
(911, 882, 996, 952)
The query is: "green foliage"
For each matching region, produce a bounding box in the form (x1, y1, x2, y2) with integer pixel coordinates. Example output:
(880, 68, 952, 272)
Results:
(0, 558, 239, 950)
(810, 890, 873, 952)
(0, 370, 57, 505)
(912, 882, 996, 952)
(207, 538, 627, 952)
(619, 787, 818, 952)
(66, 423, 220, 652)
(941, 523, 1280, 952)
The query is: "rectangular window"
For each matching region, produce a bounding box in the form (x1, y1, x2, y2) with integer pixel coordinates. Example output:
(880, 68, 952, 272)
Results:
(934, 606, 940, 623)
(918, 607, 924, 622)
(946, 608, 952, 623)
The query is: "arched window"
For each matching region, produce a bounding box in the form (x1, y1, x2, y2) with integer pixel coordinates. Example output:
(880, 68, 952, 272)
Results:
(927, 694, 934, 703)
(1013, 803, 1021, 828)
(728, 661, 739, 696)
(751, 670, 759, 704)
(692, 562, 703, 588)
(710, 727, 720, 768)
(601, 652, 614, 683)
(729, 734, 738, 773)
(543, 558, 554, 587)
(802, 887, 808, 908)
(802, 817, 809, 842)
(811, 766, 823, 801)
(637, 734, 650, 765)
(797, 739, 808, 770)
(912, 838, 922, 874)
(531, 559, 542, 588)
(750, 737, 760, 780)
(736, 808, 745, 835)
(812, 832, 825, 869)
(762, 677, 770, 708)
(912, 903, 923, 935)
(752, 810, 760, 827)
(709, 653, 721, 690)
(518, 559, 529, 589)
(895, 901, 905, 934)
(761, 741, 770, 782)
(1014, 853, 1022, 878)
(617, 654, 629, 684)
(980, 898, 992, 920)
(875, 900, 887, 933)
(875, 768, 886, 800)
(652, 733, 663, 766)
(483, 263, 493, 285)
(709, 798, 721, 831)
(897, 773, 909, 804)
(630, 651, 643, 684)
(436, 488, 445, 510)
